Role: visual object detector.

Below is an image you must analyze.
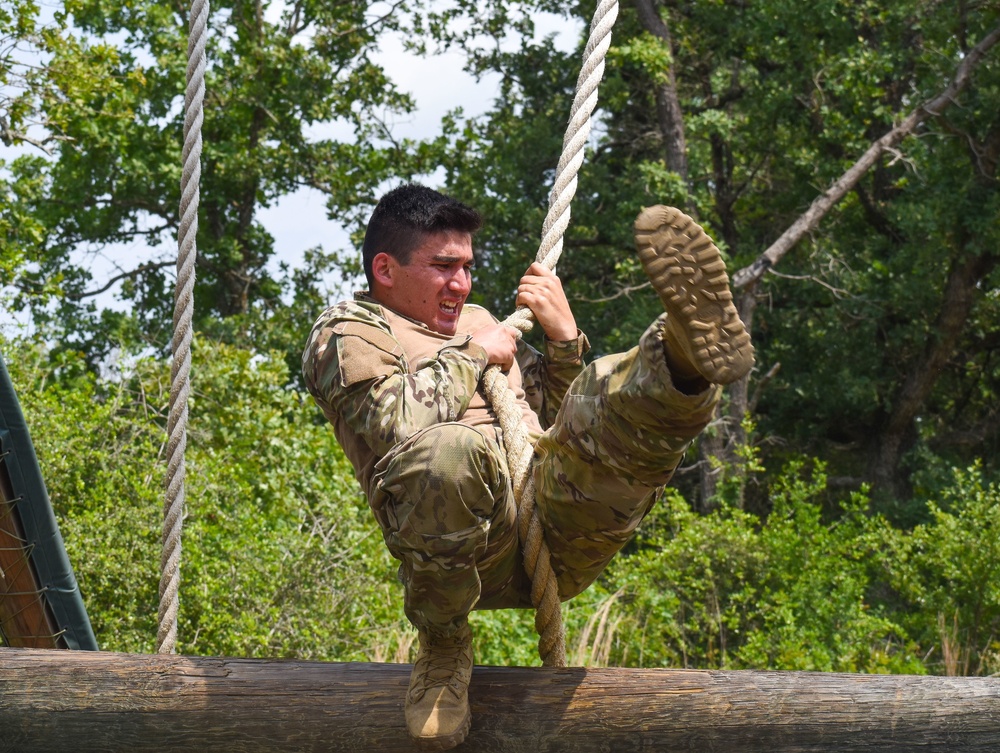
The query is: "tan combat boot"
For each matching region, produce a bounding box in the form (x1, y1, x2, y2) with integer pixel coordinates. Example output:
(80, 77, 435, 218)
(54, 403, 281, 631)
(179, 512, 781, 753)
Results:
(634, 205, 755, 385)
(405, 622, 474, 751)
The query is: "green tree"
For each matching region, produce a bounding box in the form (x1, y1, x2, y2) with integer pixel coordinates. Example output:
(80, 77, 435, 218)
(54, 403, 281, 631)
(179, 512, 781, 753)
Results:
(3, 0, 447, 365)
(2, 1, 128, 319)
(6, 0, 1000, 675)
(561, 460, 923, 673)
(1, 0, 82, 153)
(436, 0, 1000, 510)
(885, 462, 1000, 676)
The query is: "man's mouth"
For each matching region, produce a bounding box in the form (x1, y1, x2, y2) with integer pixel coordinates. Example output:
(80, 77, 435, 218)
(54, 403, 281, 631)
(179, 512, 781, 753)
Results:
(440, 301, 460, 315)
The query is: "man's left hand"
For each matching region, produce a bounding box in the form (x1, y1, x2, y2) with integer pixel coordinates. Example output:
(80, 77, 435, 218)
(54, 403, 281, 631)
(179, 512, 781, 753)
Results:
(516, 263, 578, 342)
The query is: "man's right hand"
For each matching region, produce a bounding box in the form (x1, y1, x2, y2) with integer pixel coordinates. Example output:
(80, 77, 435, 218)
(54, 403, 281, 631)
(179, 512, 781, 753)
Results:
(471, 323, 519, 371)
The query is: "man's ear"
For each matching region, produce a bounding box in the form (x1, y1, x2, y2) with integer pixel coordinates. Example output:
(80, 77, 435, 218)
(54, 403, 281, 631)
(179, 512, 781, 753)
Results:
(371, 252, 396, 290)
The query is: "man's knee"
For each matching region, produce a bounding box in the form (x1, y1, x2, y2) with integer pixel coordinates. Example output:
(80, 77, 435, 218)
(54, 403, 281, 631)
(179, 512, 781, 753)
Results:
(535, 455, 659, 598)
(371, 423, 508, 540)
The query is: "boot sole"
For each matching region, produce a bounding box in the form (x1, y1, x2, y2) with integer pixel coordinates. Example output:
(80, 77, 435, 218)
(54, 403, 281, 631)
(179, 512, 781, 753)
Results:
(634, 205, 754, 385)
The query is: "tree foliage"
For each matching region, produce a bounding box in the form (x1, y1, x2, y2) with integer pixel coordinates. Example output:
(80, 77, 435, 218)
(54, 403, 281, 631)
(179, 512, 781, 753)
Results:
(10, 329, 1000, 676)
(5, 333, 416, 659)
(438, 0, 1000, 507)
(3, 0, 448, 365)
(3, 0, 1000, 674)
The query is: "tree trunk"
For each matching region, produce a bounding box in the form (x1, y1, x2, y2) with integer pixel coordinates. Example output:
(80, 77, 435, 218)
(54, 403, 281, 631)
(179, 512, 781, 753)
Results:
(869, 250, 997, 497)
(214, 0, 268, 318)
(697, 285, 757, 511)
(633, 0, 689, 184)
(633, 0, 743, 507)
(3, 647, 1000, 752)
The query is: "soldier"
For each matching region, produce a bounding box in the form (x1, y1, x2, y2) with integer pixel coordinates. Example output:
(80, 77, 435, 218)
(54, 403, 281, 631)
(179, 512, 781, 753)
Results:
(302, 183, 753, 750)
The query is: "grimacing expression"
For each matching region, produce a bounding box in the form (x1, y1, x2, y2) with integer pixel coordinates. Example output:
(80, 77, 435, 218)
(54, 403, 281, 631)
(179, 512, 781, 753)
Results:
(373, 231, 474, 336)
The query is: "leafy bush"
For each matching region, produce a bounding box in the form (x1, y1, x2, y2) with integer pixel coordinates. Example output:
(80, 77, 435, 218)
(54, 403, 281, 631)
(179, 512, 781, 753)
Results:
(7, 335, 410, 660)
(8, 332, 1000, 676)
(885, 462, 1000, 675)
(565, 461, 923, 674)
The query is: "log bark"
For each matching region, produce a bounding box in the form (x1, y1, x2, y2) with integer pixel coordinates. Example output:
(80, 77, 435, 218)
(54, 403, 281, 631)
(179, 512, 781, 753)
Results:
(2, 647, 1000, 752)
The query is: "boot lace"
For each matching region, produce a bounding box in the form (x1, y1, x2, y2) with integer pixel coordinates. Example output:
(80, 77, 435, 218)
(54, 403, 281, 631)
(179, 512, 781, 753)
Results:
(411, 632, 472, 697)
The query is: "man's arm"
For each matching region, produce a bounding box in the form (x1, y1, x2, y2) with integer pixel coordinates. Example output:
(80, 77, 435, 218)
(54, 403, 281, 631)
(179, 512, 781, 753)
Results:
(517, 333, 589, 429)
(515, 264, 590, 427)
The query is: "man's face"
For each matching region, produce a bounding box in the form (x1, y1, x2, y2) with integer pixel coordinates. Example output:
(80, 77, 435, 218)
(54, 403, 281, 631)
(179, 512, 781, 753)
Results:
(372, 230, 474, 336)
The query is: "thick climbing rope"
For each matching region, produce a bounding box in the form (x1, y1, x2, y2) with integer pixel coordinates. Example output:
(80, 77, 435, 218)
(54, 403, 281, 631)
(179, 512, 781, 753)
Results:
(481, 0, 619, 667)
(159, 0, 209, 655)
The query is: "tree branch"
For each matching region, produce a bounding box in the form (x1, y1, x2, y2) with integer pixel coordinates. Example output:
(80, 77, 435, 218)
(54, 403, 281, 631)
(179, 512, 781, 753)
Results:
(573, 280, 652, 304)
(765, 268, 853, 299)
(336, 0, 407, 39)
(68, 260, 177, 300)
(732, 24, 1000, 289)
(748, 362, 781, 414)
(930, 411, 1000, 452)
(0, 114, 60, 155)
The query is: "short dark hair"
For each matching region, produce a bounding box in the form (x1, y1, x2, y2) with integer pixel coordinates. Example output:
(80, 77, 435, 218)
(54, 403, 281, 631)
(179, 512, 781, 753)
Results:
(361, 183, 483, 287)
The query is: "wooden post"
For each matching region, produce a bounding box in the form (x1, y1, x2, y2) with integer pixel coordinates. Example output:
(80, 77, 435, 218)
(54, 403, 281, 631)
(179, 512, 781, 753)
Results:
(1, 647, 999, 752)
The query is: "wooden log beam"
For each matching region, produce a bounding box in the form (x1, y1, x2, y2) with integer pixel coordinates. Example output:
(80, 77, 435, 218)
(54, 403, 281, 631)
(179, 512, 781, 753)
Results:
(2, 648, 999, 752)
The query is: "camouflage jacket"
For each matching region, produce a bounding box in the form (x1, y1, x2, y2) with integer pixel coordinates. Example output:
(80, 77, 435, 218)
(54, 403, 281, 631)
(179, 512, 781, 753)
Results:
(302, 294, 589, 495)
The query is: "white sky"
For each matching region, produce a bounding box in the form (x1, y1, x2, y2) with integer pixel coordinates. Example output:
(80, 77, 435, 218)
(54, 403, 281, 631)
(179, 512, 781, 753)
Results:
(257, 29, 490, 299)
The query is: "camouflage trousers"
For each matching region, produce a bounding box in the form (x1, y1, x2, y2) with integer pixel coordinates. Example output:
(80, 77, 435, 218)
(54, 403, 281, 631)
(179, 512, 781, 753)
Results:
(368, 315, 721, 634)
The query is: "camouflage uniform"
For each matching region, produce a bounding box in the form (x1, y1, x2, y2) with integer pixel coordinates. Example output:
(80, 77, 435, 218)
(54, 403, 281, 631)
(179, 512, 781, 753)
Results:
(302, 293, 719, 634)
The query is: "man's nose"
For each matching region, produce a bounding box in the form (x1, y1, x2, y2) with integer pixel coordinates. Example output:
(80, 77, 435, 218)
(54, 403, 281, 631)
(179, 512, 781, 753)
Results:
(448, 269, 471, 294)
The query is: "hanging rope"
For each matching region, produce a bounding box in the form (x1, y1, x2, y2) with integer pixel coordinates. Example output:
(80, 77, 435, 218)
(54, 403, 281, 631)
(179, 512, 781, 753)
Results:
(481, 0, 619, 667)
(159, 0, 209, 655)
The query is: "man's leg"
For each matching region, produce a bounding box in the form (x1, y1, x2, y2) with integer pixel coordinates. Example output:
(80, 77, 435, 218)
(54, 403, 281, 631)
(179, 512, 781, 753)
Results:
(534, 205, 754, 599)
(369, 422, 521, 749)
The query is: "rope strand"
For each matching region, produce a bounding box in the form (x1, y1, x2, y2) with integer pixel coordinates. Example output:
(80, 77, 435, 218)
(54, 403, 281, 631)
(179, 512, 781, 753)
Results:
(485, 0, 619, 667)
(159, 0, 209, 655)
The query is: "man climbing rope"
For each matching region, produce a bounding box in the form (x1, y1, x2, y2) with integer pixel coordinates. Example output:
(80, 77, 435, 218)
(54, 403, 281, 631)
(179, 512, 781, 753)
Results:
(302, 183, 754, 750)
